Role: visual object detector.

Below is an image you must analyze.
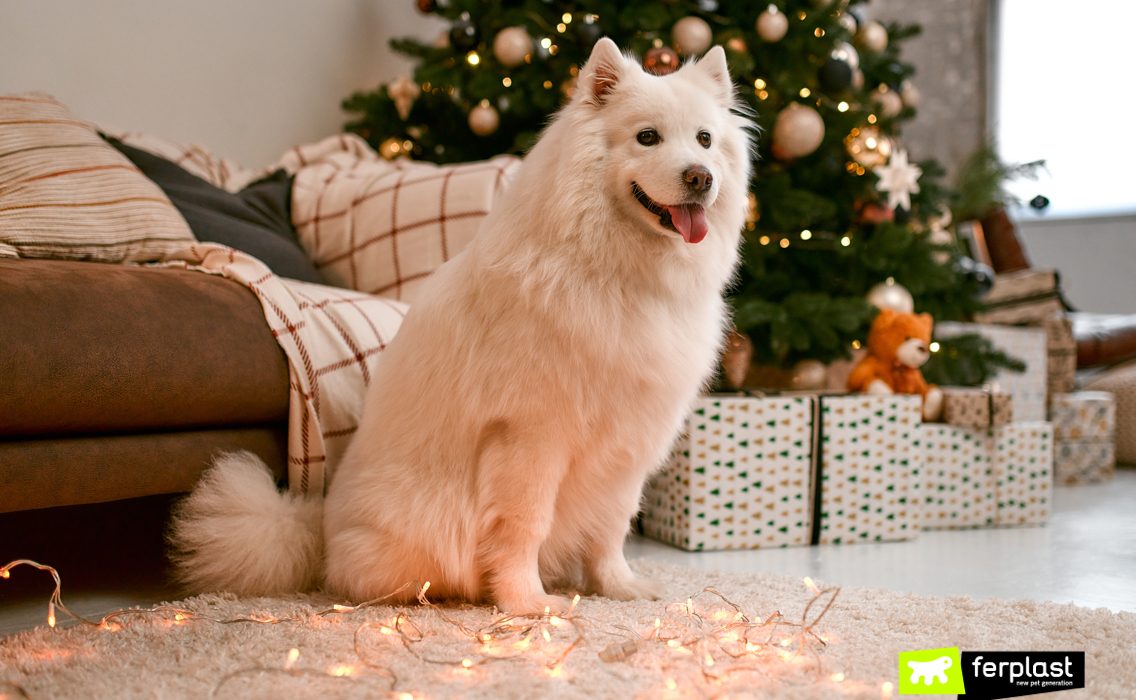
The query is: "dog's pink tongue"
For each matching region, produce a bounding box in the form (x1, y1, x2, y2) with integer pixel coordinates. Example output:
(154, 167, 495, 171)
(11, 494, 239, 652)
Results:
(668, 204, 708, 244)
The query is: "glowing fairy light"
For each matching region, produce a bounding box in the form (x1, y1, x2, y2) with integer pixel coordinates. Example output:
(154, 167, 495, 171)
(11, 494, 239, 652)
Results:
(837, 101, 850, 112)
(881, 681, 895, 698)
(665, 678, 678, 691)
(800, 229, 812, 240)
(502, 77, 512, 87)
(333, 604, 352, 612)
(930, 342, 941, 352)
(549, 615, 562, 627)
(329, 664, 353, 677)
(466, 51, 480, 66)
(779, 238, 790, 248)
(540, 37, 553, 49)
(831, 671, 845, 682)
(799, 87, 811, 98)
(285, 648, 300, 669)
(460, 658, 474, 669)
(571, 594, 581, 611)
(754, 78, 767, 89)
(0, 569, 9, 579)
(840, 235, 852, 247)
(542, 628, 552, 643)
(47, 602, 56, 628)
(562, 13, 572, 23)
(803, 576, 820, 595)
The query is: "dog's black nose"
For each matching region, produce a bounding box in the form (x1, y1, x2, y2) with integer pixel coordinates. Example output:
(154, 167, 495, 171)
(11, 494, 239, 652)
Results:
(683, 165, 713, 193)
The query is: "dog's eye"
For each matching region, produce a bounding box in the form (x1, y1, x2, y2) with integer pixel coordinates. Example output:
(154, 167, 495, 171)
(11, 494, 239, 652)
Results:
(697, 130, 712, 148)
(637, 129, 660, 146)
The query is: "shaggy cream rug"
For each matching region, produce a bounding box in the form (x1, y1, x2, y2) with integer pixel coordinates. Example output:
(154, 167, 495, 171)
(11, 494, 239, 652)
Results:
(1, 561, 1132, 699)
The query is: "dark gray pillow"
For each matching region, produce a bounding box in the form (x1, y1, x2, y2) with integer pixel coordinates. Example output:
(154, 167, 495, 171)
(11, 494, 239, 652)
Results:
(103, 135, 325, 284)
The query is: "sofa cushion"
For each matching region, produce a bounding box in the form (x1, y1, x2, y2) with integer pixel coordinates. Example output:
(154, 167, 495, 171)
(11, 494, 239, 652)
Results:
(1072, 312, 1136, 368)
(0, 93, 195, 261)
(104, 136, 325, 284)
(0, 258, 289, 437)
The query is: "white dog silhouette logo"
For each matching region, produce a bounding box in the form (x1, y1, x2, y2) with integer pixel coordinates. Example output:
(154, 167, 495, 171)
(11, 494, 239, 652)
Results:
(908, 655, 953, 685)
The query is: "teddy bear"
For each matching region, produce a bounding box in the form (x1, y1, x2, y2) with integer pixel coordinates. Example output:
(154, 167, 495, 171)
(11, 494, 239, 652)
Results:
(847, 308, 943, 421)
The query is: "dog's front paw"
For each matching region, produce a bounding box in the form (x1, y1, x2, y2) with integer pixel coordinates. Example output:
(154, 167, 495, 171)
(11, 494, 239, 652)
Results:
(597, 575, 665, 602)
(495, 592, 573, 616)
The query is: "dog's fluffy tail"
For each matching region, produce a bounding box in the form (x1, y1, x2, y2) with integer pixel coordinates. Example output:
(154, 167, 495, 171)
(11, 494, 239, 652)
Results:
(169, 451, 323, 595)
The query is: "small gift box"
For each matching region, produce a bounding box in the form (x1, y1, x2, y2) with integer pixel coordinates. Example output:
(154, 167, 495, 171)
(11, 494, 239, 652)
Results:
(1049, 391, 1116, 440)
(1054, 439, 1116, 485)
(918, 422, 1053, 529)
(941, 386, 1013, 429)
(1049, 391, 1116, 485)
(937, 322, 1048, 421)
(640, 394, 814, 551)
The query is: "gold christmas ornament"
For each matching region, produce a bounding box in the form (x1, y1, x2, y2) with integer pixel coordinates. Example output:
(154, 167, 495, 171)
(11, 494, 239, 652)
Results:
(791, 359, 828, 391)
(468, 100, 500, 136)
(872, 85, 903, 118)
(493, 26, 532, 67)
(856, 20, 888, 53)
(386, 75, 421, 121)
(756, 5, 789, 42)
(900, 79, 921, 108)
(720, 329, 754, 390)
(844, 125, 892, 169)
(771, 103, 825, 160)
(379, 136, 413, 160)
(672, 16, 713, 55)
(866, 277, 914, 314)
(643, 45, 680, 75)
(745, 192, 760, 230)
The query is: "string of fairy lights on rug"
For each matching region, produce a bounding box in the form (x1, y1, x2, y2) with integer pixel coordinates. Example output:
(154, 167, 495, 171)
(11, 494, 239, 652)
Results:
(1, 558, 898, 698)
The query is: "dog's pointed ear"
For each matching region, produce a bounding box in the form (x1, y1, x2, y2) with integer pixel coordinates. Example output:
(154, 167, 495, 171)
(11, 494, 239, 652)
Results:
(579, 37, 626, 106)
(687, 46, 734, 106)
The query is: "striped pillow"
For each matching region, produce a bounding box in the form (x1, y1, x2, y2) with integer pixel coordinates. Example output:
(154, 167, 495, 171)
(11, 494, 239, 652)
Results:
(0, 93, 194, 261)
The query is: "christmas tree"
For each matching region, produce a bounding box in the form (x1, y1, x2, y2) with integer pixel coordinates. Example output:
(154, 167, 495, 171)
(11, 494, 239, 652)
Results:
(343, 0, 993, 378)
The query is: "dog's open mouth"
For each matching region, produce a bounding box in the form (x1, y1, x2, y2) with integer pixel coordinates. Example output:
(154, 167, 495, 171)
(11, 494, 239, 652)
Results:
(631, 182, 709, 244)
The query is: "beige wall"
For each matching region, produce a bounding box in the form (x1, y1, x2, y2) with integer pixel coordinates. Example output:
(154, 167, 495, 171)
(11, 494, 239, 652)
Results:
(0, 0, 444, 166)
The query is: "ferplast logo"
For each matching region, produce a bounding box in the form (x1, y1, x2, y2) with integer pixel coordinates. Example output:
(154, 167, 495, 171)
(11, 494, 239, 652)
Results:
(898, 647, 966, 695)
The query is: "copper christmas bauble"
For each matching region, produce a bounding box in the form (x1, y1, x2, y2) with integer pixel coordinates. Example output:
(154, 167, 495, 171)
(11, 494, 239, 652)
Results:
(493, 26, 531, 68)
(643, 46, 680, 75)
(771, 103, 825, 160)
(672, 16, 713, 55)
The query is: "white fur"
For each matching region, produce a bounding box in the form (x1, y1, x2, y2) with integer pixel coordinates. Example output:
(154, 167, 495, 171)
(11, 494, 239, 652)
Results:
(168, 451, 323, 595)
(171, 39, 753, 613)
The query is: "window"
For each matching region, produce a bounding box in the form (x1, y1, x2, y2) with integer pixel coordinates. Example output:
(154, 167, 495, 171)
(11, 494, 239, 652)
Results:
(993, 0, 1136, 218)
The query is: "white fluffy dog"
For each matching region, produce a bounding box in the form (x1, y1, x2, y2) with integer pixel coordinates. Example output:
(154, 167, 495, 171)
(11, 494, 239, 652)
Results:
(171, 38, 754, 613)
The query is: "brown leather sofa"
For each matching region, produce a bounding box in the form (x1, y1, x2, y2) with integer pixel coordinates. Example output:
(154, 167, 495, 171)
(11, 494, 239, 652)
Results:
(0, 258, 290, 513)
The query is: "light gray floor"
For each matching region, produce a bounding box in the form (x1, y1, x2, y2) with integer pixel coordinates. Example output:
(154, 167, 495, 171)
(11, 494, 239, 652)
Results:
(2, 472, 1133, 638)
(629, 470, 1136, 614)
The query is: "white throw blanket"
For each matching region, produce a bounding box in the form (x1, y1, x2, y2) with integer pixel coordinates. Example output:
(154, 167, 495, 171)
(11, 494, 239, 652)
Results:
(115, 132, 518, 494)
(160, 243, 407, 496)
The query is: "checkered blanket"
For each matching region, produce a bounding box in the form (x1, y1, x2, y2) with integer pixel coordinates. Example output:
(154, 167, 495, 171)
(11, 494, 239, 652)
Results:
(161, 242, 407, 495)
(113, 132, 520, 494)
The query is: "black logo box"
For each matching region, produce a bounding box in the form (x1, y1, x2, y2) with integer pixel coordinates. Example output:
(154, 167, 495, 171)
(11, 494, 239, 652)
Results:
(959, 651, 1085, 699)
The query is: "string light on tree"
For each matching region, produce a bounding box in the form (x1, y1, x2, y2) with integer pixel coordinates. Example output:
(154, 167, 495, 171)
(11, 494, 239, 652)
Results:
(756, 5, 789, 42)
(874, 148, 922, 211)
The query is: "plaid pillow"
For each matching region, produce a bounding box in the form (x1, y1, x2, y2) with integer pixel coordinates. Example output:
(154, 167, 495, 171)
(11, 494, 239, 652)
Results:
(0, 94, 194, 261)
(290, 147, 521, 304)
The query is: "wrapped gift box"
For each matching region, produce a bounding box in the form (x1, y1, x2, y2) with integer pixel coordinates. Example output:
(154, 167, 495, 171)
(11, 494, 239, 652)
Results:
(941, 387, 1013, 428)
(1050, 391, 1115, 440)
(1045, 316, 1077, 396)
(640, 395, 813, 551)
(1050, 391, 1116, 484)
(974, 269, 1064, 325)
(919, 422, 1053, 529)
(918, 423, 997, 529)
(936, 322, 1048, 421)
(1054, 439, 1116, 485)
(815, 394, 923, 545)
(640, 393, 923, 551)
(994, 422, 1054, 525)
